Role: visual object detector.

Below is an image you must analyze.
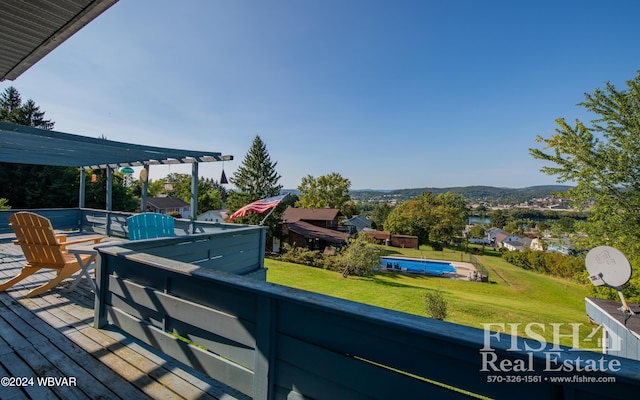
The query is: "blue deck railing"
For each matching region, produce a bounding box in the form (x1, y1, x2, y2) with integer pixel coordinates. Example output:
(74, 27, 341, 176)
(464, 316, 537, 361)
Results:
(0, 208, 250, 237)
(95, 241, 640, 400)
(2, 208, 640, 399)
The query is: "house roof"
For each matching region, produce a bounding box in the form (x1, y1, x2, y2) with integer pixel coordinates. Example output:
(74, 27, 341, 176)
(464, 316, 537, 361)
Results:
(147, 196, 190, 210)
(1, 0, 118, 81)
(198, 210, 228, 220)
(342, 215, 372, 231)
(0, 122, 231, 168)
(520, 237, 533, 247)
(281, 208, 342, 223)
(494, 232, 514, 243)
(286, 221, 349, 244)
(364, 228, 391, 241)
(586, 297, 640, 337)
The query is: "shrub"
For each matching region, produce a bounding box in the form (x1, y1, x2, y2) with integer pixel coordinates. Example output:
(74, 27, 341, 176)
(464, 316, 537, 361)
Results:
(424, 289, 448, 320)
(336, 232, 381, 278)
(280, 243, 325, 268)
(501, 248, 584, 280)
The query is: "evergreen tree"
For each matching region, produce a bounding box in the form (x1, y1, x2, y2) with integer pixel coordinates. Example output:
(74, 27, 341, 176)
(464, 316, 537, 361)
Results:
(0, 87, 53, 128)
(17, 99, 54, 129)
(0, 86, 75, 208)
(0, 87, 22, 122)
(227, 135, 283, 225)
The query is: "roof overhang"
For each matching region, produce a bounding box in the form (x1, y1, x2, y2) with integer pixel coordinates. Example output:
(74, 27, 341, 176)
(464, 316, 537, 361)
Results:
(287, 221, 349, 244)
(0, 0, 118, 81)
(0, 122, 232, 168)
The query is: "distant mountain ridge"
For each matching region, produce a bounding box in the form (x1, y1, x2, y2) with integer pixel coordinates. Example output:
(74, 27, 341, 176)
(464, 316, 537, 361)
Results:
(347, 185, 573, 203)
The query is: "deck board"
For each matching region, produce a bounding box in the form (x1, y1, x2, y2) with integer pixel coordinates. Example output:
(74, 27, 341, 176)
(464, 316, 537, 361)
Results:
(0, 238, 250, 400)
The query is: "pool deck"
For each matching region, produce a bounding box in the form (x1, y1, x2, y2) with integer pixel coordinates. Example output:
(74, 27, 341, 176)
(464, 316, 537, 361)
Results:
(448, 261, 479, 280)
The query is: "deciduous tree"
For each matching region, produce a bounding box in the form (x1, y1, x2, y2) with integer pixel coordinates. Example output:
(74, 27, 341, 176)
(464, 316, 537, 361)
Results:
(370, 202, 392, 230)
(489, 209, 507, 229)
(336, 232, 381, 278)
(468, 224, 486, 239)
(384, 192, 467, 245)
(296, 172, 354, 217)
(530, 71, 640, 302)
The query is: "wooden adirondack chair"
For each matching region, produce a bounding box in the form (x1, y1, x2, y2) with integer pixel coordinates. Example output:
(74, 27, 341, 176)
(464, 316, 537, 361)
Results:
(127, 212, 175, 240)
(0, 212, 103, 297)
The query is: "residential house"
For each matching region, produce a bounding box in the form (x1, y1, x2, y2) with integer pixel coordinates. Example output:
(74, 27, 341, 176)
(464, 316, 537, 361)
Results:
(198, 210, 227, 223)
(493, 231, 521, 248)
(282, 208, 343, 229)
(530, 238, 545, 252)
(486, 227, 506, 244)
(342, 215, 372, 234)
(147, 196, 190, 218)
(531, 237, 576, 255)
(503, 240, 525, 252)
(519, 236, 533, 249)
(502, 236, 533, 252)
(281, 208, 349, 251)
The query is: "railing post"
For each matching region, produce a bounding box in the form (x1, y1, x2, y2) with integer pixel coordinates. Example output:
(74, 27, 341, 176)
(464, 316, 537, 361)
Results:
(94, 251, 109, 328)
(253, 296, 276, 400)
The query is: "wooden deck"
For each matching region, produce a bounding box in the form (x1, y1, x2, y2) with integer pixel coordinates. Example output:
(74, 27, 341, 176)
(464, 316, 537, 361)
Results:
(0, 237, 250, 400)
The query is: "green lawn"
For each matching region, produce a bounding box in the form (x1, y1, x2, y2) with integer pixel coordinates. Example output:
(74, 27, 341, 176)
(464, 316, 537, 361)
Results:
(265, 246, 597, 348)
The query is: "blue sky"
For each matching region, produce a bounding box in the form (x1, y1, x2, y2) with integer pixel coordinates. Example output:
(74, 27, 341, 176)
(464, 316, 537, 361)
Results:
(3, 0, 640, 190)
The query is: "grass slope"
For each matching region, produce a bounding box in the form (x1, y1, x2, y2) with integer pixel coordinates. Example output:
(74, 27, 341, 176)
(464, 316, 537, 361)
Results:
(266, 246, 595, 348)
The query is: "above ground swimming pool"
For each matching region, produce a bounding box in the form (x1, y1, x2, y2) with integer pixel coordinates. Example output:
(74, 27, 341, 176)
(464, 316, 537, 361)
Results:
(380, 257, 457, 275)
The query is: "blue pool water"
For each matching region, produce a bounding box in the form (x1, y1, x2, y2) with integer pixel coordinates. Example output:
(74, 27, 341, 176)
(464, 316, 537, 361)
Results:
(380, 257, 456, 275)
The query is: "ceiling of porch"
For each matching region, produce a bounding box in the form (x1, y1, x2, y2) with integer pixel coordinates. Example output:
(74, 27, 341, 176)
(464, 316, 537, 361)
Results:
(0, 0, 118, 82)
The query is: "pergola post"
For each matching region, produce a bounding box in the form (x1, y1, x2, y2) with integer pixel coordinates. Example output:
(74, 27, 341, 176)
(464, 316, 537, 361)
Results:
(79, 166, 86, 208)
(140, 164, 150, 213)
(106, 166, 113, 235)
(190, 162, 199, 234)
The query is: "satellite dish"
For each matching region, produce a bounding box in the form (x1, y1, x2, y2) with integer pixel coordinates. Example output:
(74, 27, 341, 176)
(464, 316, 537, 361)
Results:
(585, 246, 632, 288)
(586, 245, 635, 315)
